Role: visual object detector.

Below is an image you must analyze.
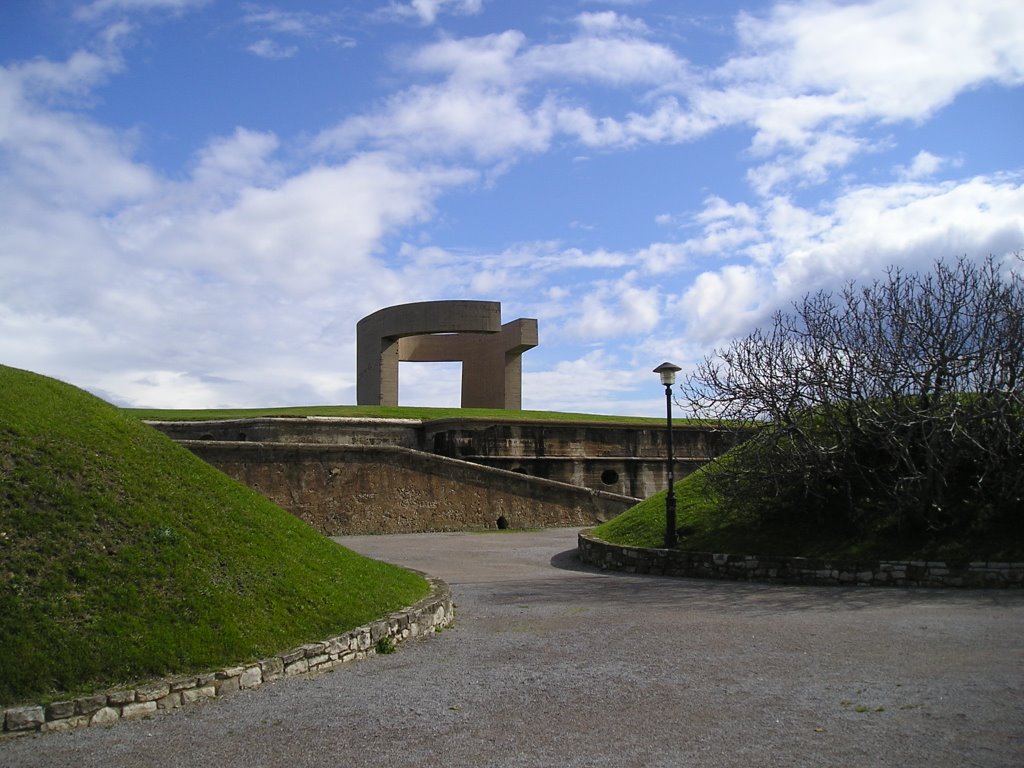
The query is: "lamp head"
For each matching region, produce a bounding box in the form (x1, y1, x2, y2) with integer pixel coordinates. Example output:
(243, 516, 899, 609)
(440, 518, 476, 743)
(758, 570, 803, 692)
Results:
(653, 361, 681, 387)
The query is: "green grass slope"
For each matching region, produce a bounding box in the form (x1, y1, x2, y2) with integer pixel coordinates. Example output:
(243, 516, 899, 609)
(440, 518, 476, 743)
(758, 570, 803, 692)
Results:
(592, 460, 1022, 562)
(0, 365, 428, 706)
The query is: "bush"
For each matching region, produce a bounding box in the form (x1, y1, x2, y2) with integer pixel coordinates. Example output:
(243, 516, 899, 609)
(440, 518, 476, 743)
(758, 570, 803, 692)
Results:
(680, 255, 1024, 549)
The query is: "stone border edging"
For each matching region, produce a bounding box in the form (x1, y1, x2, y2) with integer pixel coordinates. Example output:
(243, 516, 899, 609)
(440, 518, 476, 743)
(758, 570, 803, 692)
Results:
(2, 577, 454, 737)
(577, 531, 1024, 588)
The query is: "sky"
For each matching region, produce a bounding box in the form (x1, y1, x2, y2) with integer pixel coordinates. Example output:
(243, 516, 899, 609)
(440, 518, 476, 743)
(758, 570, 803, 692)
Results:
(1, 0, 1023, 417)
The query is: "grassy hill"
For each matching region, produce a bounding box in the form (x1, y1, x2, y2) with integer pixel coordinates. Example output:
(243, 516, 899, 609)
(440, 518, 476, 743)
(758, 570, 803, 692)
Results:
(0, 365, 429, 706)
(592, 460, 1023, 562)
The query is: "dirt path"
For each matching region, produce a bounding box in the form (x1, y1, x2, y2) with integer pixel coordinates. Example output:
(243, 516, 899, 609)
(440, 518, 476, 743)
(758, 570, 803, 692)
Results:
(3, 528, 1022, 767)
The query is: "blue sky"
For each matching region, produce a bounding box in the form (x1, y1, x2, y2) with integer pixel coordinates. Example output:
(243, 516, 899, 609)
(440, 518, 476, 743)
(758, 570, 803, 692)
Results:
(2, 0, 1022, 416)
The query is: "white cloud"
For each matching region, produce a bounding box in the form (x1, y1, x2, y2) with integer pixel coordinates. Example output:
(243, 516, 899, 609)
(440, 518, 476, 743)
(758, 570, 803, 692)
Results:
(896, 150, 947, 180)
(4, 1, 1022, 413)
(396, 361, 463, 407)
(145, 153, 474, 295)
(97, 370, 235, 409)
(635, 242, 690, 274)
(385, 0, 485, 25)
(242, 6, 316, 35)
(240, 5, 356, 55)
(672, 174, 1024, 348)
(330, 0, 1024, 186)
(676, 264, 766, 345)
(564, 279, 662, 340)
(747, 132, 867, 195)
(316, 15, 695, 159)
(522, 350, 646, 414)
(316, 81, 555, 161)
(0, 43, 480, 406)
(729, 0, 1024, 121)
(695, 196, 759, 228)
(0, 45, 156, 213)
(707, 0, 1024, 191)
(521, 14, 685, 86)
(411, 29, 524, 84)
(576, 11, 650, 36)
(189, 127, 280, 190)
(76, 0, 209, 20)
(248, 39, 299, 59)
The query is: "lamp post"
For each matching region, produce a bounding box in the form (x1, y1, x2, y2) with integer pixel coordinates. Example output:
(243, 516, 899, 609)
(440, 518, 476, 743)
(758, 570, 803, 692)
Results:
(653, 362, 681, 548)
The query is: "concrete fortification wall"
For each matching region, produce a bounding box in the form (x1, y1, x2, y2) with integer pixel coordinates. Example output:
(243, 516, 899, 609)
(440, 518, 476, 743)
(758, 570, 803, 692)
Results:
(423, 419, 731, 499)
(153, 417, 731, 500)
(151, 416, 732, 535)
(182, 440, 635, 535)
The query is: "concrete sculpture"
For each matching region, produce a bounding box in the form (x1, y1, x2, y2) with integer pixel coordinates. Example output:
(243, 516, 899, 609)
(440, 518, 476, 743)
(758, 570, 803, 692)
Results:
(356, 300, 538, 409)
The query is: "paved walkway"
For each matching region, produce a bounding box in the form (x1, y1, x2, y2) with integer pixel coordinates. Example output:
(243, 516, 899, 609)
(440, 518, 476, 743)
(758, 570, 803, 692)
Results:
(2, 528, 1022, 767)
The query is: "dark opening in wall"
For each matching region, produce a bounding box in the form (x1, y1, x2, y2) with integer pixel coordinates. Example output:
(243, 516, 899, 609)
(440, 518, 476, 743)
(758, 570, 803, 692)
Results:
(511, 467, 527, 474)
(496, 515, 509, 529)
(238, 433, 247, 441)
(601, 469, 619, 486)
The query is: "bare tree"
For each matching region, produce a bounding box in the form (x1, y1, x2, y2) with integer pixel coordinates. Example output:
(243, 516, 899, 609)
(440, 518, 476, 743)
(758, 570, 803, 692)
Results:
(680, 255, 1024, 543)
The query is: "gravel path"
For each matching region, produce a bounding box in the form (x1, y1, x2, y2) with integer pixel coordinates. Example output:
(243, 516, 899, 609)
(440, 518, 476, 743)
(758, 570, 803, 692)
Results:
(2, 528, 1022, 767)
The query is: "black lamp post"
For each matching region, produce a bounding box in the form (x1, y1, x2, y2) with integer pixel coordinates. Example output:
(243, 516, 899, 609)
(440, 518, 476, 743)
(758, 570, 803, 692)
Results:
(653, 362, 681, 548)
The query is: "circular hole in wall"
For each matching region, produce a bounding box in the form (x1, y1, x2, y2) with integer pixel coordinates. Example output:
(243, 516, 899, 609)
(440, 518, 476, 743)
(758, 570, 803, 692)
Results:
(496, 515, 509, 530)
(200, 433, 214, 441)
(601, 469, 619, 486)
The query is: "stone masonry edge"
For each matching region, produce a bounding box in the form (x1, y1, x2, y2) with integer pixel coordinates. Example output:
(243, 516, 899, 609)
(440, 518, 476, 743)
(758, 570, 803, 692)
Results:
(2, 577, 454, 737)
(577, 531, 1024, 588)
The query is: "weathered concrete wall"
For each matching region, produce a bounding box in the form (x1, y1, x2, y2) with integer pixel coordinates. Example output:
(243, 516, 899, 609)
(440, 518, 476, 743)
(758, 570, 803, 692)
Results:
(149, 418, 422, 448)
(424, 419, 727, 459)
(424, 420, 733, 498)
(150, 417, 735, 499)
(183, 441, 635, 535)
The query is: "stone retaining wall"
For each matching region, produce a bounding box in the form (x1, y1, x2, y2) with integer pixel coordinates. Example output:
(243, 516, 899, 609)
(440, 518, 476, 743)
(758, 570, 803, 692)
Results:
(578, 531, 1024, 588)
(182, 441, 635, 535)
(2, 578, 453, 738)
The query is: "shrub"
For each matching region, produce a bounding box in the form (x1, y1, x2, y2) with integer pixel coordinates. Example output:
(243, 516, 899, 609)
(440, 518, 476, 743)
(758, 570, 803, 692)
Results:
(680, 255, 1024, 548)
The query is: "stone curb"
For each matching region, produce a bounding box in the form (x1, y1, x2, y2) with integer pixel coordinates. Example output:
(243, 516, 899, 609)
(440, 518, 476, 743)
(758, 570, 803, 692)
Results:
(578, 531, 1024, 588)
(2, 577, 453, 738)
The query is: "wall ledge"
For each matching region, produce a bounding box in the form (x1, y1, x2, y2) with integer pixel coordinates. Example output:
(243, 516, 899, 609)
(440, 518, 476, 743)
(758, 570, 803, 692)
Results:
(577, 531, 1024, 589)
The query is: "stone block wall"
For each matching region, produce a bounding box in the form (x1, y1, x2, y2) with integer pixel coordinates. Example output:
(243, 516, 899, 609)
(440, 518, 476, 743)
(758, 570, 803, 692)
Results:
(578, 532, 1024, 588)
(183, 442, 635, 535)
(2, 579, 453, 737)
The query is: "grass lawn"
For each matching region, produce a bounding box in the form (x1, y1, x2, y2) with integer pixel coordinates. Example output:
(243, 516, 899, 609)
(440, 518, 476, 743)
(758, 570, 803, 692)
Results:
(0, 365, 429, 706)
(127, 403, 679, 425)
(592, 464, 1023, 563)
